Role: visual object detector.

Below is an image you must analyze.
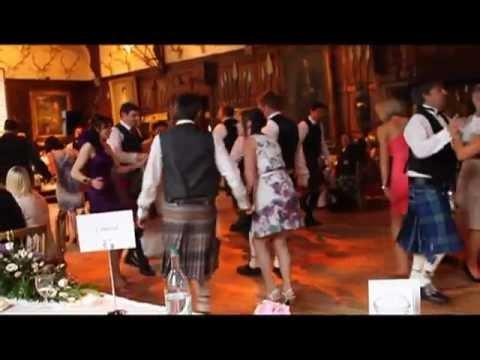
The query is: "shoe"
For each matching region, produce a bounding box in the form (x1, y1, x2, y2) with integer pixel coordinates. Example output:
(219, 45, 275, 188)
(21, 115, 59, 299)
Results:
(139, 263, 156, 276)
(464, 264, 480, 283)
(124, 251, 140, 268)
(305, 217, 322, 227)
(420, 284, 449, 304)
(273, 267, 282, 279)
(282, 288, 296, 305)
(266, 288, 282, 302)
(230, 222, 242, 232)
(236, 264, 262, 277)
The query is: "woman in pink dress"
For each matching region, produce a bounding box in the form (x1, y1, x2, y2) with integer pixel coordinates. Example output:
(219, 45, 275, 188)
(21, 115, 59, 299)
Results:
(375, 98, 410, 276)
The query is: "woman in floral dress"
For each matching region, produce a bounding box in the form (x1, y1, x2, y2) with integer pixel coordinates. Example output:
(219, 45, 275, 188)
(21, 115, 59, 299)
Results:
(243, 109, 303, 304)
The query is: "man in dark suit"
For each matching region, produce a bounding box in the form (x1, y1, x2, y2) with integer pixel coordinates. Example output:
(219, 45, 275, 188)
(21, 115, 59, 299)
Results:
(0, 119, 51, 185)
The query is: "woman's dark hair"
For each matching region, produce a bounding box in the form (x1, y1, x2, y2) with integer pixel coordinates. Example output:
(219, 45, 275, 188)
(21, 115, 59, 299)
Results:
(243, 108, 267, 135)
(44, 136, 65, 153)
(79, 114, 113, 151)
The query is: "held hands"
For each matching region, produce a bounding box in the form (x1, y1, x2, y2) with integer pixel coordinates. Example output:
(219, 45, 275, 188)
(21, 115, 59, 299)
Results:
(90, 177, 105, 190)
(446, 114, 462, 139)
(136, 217, 147, 229)
(383, 187, 391, 200)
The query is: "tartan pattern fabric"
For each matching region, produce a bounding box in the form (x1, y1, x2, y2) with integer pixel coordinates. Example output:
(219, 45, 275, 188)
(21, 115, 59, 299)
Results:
(160, 201, 218, 284)
(397, 183, 463, 260)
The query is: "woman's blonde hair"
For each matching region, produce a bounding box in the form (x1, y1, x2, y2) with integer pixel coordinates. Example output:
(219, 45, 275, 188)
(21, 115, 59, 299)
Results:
(5, 166, 32, 196)
(375, 98, 408, 122)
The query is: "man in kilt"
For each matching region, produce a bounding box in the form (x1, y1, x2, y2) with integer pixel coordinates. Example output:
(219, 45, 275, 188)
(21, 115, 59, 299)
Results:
(398, 80, 463, 304)
(136, 93, 250, 313)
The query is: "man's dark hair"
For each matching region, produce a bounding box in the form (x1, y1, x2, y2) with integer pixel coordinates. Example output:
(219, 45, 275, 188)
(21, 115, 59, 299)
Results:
(411, 81, 444, 106)
(221, 105, 234, 118)
(310, 101, 328, 111)
(119, 102, 140, 116)
(153, 121, 168, 131)
(44, 136, 65, 153)
(4, 119, 18, 132)
(173, 93, 203, 122)
(258, 91, 283, 111)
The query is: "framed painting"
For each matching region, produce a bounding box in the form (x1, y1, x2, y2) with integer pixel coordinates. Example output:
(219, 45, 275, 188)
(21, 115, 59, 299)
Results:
(29, 90, 71, 140)
(109, 76, 139, 123)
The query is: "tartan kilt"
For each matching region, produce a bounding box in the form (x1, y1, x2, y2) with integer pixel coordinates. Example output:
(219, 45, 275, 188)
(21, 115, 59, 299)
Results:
(397, 182, 463, 259)
(160, 201, 218, 283)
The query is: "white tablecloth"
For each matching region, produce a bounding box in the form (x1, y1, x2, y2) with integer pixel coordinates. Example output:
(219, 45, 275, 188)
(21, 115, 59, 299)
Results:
(1, 294, 167, 315)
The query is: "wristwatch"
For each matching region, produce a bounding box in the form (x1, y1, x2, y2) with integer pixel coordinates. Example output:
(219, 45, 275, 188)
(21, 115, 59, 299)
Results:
(381, 184, 388, 191)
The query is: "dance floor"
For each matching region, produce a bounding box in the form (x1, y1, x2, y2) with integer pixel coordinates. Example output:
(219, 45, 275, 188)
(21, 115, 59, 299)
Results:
(55, 193, 480, 315)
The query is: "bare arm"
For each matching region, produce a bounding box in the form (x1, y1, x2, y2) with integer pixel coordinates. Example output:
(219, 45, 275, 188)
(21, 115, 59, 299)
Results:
(71, 142, 94, 184)
(451, 133, 480, 161)
(243, 137, 258, 196)
(377, 125, 390, 188)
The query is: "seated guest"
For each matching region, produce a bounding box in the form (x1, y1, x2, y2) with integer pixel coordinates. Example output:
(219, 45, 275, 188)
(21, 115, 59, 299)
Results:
(0, 119, 52, 184)
(0, 186, 26, 232)
(5, 166, 58, 260)
(6, 166, 50, 228)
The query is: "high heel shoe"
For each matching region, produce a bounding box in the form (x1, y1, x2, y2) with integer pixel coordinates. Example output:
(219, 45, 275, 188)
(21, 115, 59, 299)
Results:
(266, 288, 282, 302)
(282, 288, 296, 305)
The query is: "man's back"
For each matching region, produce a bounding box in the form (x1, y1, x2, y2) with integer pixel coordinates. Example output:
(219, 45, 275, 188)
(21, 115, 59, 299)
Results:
(0, 133, 31, 183)
(270, 114, 299, 171)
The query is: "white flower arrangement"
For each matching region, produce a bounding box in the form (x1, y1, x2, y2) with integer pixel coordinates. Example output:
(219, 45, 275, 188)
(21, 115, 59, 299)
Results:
(0, 242, 97, 302)
(6, 264, 18, 272)
(58, 278, 68, 288)
(18, 249, 28, 259)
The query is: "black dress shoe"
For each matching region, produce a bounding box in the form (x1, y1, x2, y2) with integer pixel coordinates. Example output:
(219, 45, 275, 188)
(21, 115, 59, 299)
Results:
(273, 267, 282, 279)
(420, 285, 449, 304)
(236, 264, 262, 277)
(464, 264, 480, 283)
(305, 217, 322, 227)
(124, 252, 140, 268)
(139, 265, 156, 277)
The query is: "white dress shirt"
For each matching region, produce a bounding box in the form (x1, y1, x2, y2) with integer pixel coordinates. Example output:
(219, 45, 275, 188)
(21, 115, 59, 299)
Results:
(107, 120, 142, 164)
(261, 111, 282, 140)
(137, 119, 249, 220)
(295, 116, 330, 185)
(404, 104, 452, 178)
(230, 136, 245, 164)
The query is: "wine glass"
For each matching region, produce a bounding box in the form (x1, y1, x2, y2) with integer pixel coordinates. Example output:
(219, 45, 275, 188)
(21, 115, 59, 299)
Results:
(35, 274, 55, 302)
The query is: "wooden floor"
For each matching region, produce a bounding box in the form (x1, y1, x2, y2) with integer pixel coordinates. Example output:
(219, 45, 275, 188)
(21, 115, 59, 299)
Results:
(57, 193, 480, 315)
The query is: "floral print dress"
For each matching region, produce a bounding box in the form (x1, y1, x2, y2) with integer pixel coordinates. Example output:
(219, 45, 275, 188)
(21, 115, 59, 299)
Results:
(251, 134, 303, 238)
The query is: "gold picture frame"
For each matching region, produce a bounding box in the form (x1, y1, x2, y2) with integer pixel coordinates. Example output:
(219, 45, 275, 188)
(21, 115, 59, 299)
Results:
(29, 90, 71, 141)
(109, 76, 139, 123)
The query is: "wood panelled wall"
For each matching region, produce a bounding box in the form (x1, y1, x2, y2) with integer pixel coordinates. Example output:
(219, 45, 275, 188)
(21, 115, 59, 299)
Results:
(5, 79, 96, 137)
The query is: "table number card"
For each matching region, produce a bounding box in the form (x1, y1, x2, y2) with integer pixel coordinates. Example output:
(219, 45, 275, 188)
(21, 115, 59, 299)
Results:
(368, 279, 421, 315)
(77, 210, 136, 253)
